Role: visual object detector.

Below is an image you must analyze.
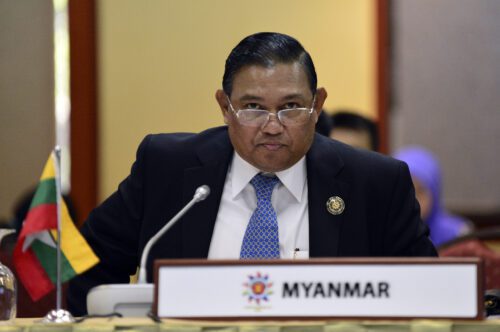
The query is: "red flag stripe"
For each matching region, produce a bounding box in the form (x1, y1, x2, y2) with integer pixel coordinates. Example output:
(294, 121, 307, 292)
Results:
(13, 243, 54, 301)
(18, 204, 57, 238)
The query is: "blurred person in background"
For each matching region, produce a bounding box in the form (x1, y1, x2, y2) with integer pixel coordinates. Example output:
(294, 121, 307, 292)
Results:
(394, 146, 472, 246)
(330, 111, 379, 151)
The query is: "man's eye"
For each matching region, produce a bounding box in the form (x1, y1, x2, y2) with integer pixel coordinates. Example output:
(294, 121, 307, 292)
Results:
(283, 102, 300, 109)
(245, 103, 262, 110)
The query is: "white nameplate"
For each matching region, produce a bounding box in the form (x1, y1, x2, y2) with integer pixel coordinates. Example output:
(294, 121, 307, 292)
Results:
(154, 258, 482, 319)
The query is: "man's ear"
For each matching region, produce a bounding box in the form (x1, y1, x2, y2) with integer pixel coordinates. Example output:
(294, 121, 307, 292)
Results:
(311, 87, 327, 123)
(314, 87, 328, 113)
(215, 90, 230, 124)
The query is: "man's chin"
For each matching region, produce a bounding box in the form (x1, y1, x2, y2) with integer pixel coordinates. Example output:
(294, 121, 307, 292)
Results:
(252, 156, 293, 173)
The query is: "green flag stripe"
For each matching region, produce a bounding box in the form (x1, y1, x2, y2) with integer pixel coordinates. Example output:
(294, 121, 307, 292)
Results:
(30, 178, 57, 209)
(31, 239, 77, 284)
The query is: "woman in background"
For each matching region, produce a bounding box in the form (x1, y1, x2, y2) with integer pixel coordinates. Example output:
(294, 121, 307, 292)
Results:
(394, 146, 472, 246)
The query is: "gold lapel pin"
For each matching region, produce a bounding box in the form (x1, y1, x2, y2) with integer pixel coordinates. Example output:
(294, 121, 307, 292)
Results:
(326, 196, 345, 215)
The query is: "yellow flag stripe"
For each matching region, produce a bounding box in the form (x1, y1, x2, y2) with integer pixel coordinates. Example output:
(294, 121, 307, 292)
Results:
(40, 152, 56, 181)
(50, 201, 99, 274)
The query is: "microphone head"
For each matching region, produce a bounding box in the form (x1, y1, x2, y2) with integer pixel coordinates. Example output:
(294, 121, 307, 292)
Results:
(194, 185, 210, 202)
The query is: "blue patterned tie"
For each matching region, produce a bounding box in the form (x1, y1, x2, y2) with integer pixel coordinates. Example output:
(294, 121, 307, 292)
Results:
(240, 173, 280, 259)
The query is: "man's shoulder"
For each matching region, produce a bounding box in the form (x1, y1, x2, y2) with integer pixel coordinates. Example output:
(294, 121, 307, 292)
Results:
(312, 134, 404, 176)
(315, 133, 400, 163)
(131, 126, 232, 169)
(136, 126, 229, 156)
(145, 126, 228, 147)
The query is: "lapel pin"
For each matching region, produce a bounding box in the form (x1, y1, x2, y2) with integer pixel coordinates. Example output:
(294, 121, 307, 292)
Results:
(326, 196, 345, 215)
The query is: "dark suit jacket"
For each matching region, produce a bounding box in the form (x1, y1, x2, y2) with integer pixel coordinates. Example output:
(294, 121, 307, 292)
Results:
(67, 126, 436, 315)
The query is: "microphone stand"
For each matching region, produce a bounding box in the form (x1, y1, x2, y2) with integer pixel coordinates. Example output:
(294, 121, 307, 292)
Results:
(138, 185, 210, 283)
(85, 185, 210, 317)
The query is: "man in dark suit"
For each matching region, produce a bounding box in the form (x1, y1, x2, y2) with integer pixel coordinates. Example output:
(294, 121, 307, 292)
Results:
(68, 32, 436, 315)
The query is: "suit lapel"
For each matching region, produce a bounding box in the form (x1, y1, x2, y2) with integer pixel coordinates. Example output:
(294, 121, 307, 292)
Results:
(307, 134, 349, 258)
(181, 130, 233, 258)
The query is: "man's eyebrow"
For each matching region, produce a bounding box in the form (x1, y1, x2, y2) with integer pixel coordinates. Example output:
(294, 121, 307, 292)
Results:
(238, 93, 307, 102)
(281, 93, 307, 101)
(238, 95, 264, 102)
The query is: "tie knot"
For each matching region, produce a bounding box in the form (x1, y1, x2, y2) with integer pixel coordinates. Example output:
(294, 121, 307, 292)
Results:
(250, 173, 280, 201)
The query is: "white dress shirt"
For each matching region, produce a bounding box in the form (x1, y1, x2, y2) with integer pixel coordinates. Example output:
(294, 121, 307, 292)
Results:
(208, 152, 309, 259)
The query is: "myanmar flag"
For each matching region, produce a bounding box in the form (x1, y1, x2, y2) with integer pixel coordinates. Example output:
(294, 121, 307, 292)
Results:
(13, 152, 99, 301)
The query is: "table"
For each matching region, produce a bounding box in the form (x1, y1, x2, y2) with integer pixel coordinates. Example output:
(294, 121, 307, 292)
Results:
(1, 318, 499, 332)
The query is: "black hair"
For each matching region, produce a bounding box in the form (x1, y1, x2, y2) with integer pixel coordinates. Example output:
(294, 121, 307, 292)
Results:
(222, 32, 317, 96)
(331, 111, 379, 151)
(315, 111, 332, 137)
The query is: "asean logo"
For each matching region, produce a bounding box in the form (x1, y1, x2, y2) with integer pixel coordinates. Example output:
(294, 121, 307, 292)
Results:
(243, 272, 273, 311)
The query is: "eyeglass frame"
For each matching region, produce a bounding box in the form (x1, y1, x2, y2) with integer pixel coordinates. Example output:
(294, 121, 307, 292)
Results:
(226, 95, 317, 127)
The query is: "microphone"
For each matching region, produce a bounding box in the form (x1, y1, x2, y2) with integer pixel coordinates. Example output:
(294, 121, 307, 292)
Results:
(86, 185, 210, 317)
(137, 185, 210, 283)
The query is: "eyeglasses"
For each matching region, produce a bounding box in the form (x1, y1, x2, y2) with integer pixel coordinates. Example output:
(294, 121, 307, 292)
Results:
(226, 96, 316, 127)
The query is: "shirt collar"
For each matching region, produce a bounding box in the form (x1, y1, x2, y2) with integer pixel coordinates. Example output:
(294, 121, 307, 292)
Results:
(230, 152, 306, 202)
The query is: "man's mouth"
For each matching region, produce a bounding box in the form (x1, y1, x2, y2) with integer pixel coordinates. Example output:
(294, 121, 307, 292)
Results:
(261, 143, 283, 151)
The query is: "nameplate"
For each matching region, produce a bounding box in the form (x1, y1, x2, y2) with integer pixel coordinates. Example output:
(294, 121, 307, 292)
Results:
(154, 258, 483, 319)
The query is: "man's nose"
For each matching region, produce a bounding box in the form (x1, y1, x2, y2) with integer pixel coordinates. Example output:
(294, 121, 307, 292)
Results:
(261, 113, 284, 134)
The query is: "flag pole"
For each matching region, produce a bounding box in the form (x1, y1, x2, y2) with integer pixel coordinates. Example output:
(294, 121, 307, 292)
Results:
(42, 146, 75, 323)
(55, 146, 63, 311)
